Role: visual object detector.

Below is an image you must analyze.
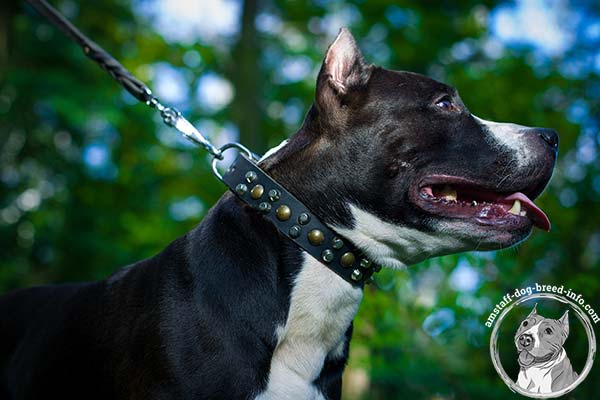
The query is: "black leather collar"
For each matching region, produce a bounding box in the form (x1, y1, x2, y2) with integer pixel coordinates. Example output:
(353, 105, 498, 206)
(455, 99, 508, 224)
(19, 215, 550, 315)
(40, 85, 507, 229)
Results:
(222, 153, 379, 287)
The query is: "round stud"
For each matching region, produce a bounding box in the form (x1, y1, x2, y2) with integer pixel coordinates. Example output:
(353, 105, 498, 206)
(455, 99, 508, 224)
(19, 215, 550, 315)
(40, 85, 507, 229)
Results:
(289, 225, 301, 238)
(250, 184, 264, 199)
(235, 183, 248, 196)
(298, 213, 310, 225)
(307, 229, 325, 246)
(268, 189, 280, 202)
(340, 252, 356, 268)
(331, 237, 344, 250)
(360, 258, 372, 269)
(258, 202, 271, 213)
(321, 249, 334, 263)
(351, 269, 363, 282)
(245, 171, 257, 183)
(276, 205, 291, 221)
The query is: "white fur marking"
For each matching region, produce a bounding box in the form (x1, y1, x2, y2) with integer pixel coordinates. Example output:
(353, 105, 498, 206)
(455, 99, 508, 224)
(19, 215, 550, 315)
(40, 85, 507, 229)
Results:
(331, 205, 468, 269)
(472, 114, 531, 167)
(255, 253, 363, 400)
(526, 322, 541, 349)
(517, 349, 566, 393)
(259, 139, 290, 162)
(330, 338, 346, 360)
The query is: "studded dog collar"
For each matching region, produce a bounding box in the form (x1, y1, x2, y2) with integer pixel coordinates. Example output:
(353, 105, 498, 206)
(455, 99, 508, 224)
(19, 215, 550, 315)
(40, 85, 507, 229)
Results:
(221, 153, 380, 287)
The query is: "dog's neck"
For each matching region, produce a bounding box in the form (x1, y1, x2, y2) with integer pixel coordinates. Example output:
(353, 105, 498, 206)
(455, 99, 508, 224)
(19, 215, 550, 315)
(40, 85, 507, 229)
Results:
(187, 191, 363, 314)
(190, 193, 363, 398)
(262, 106, 358, 229)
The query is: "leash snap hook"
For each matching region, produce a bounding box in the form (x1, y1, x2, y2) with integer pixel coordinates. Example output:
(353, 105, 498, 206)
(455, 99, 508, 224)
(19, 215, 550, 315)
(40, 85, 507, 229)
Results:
(211, 143, 254, 182)
(144, 93, 179, 127)
(159, 107, 181, 127)
(146, 94, 222, 159)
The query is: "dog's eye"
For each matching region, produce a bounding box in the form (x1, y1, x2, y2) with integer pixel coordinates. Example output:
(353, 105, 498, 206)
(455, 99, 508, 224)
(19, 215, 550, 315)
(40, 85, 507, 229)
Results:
(522, 321, 528, 327)
(545, 328, 553, 334)
(435, 97, 454, 111)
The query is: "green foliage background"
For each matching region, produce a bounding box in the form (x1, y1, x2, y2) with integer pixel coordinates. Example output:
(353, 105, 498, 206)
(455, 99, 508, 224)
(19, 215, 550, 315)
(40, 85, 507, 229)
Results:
(1, 0, 599, 399)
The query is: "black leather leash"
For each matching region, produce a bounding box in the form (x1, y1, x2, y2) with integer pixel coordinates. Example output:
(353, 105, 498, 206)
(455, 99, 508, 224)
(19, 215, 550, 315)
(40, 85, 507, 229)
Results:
(25, 0, 380, 287)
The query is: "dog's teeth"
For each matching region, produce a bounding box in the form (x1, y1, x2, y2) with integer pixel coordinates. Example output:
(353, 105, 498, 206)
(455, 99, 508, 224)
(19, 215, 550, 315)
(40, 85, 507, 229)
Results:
(422, 187, 434, 198)
(520, 211, 527, 216)
(508, 199, 521, 215)
(471, 200, 478, 206)
(440, 185, 457, 202)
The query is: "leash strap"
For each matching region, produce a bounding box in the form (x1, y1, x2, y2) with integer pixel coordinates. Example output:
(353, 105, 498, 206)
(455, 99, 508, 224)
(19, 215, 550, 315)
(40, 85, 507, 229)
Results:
(222, 154, 380, 287)
(25, 0, 223, 158)
(26, 0, 150, 103)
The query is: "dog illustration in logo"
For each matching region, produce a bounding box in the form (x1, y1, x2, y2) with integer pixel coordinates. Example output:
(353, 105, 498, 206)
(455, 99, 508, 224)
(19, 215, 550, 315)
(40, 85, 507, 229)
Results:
(515, 304, 578, 393)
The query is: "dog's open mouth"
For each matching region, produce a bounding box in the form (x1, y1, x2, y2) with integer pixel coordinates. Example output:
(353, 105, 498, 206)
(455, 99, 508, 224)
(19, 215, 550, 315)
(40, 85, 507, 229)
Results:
(414, 176, 551, 231)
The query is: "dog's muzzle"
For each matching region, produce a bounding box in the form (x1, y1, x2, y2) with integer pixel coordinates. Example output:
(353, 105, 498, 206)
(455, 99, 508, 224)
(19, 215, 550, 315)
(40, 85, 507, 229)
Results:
(519, 333, 534, 349)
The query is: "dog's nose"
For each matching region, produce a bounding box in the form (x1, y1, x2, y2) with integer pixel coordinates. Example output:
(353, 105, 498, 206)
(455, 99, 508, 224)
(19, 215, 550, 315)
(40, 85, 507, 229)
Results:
(535, 128, 559, 150)
(519, 334, 534, 348)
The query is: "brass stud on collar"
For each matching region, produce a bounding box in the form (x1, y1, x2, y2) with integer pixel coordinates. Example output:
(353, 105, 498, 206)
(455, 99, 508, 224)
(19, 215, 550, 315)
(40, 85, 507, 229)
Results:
(331, 237, 344, 250)
(360, 258, 372, 269)
(258, 202, 271, 213)
(340, 252, 356, 268)
(276, 205, 291, 221)
(351, 269, 363, 282)
(245, 171, 257, 183)
(307, 229, 325, 246)
(235, 183, 248, 196)
(289, 225, 301, 238)
(321, 249, 334, 263)
(250, 184, 264, 199)
(298, 213, 310, 225)
(268, 189, 280, 202)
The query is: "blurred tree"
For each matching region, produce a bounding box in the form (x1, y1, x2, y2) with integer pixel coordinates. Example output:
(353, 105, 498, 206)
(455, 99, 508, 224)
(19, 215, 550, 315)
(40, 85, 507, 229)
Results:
(0, 1, 598, 399)
(229, 0, 265, 151)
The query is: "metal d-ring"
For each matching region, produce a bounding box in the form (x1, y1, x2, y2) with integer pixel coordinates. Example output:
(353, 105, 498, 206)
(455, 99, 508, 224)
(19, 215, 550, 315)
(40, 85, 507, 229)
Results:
(211, 142, 255, 182)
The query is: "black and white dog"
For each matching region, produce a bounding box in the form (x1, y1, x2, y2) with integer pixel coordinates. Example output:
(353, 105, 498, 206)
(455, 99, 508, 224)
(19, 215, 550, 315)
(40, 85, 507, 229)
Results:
(0, 29, 557, 399)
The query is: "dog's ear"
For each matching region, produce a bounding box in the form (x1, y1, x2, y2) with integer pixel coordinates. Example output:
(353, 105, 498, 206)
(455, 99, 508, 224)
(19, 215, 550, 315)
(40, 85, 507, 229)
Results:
(559, 310, 570, 336)
(527, 303, 538, 318)
(316, 28, 371, 112)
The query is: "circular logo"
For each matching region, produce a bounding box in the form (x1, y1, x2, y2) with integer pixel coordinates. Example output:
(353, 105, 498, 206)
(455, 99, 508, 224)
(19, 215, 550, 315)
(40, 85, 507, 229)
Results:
(490, 293, 596, 398)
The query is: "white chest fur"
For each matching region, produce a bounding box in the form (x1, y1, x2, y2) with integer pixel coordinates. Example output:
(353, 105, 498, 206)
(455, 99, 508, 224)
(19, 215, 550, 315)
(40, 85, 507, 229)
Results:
(255, 253, 363, 400)
(517, 350, 566, 393)
(333, 205, 468, 269)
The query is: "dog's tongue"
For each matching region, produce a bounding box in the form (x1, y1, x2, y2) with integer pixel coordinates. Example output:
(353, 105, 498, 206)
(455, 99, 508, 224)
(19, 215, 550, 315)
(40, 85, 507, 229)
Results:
(519, 351, 536, 367)
(505, 192, 551, 231)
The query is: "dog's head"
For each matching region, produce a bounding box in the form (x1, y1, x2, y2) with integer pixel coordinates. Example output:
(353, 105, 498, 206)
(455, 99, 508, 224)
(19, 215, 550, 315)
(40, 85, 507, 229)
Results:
(264, 29, 557, 268)
(515, 305, 570, 367)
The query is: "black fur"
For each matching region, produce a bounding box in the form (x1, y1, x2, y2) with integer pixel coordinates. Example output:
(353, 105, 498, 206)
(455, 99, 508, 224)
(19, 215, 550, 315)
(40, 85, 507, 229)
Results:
(0, 29, 556, 399)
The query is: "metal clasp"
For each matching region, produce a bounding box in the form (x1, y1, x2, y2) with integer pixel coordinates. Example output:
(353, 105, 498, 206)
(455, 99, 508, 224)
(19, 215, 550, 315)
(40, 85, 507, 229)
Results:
(211, 143, 255, 182)
(145, 91, 223, 159)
